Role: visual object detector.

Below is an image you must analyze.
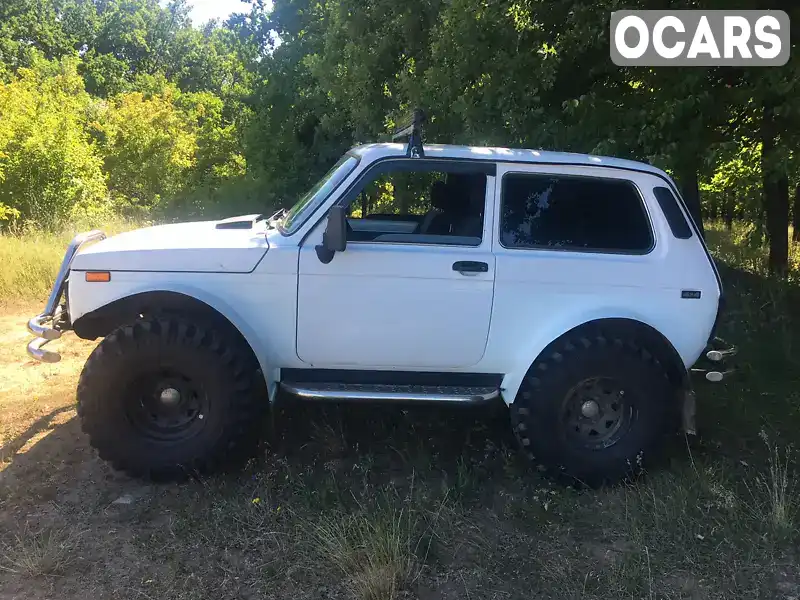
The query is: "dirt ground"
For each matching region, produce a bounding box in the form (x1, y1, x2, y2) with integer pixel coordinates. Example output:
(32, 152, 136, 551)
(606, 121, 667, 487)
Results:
(1, 301, 799, 600)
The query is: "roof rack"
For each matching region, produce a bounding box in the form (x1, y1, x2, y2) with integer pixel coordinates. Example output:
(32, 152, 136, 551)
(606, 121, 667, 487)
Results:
(392, 108, 427, 158)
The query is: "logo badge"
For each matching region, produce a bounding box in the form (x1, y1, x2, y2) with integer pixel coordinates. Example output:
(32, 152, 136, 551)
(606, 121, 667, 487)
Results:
(610, 10, 790, 66)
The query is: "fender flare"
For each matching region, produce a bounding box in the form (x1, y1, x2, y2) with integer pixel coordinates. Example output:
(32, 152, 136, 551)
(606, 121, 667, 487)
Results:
(71, 283, 277, 399)
(499, 306, 686, 405)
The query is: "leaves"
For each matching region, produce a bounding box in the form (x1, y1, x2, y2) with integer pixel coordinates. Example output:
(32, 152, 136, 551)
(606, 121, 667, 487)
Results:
(0, 0, 253, 229)
(0, 0, 798, 239)
(0, 58, 108, 229)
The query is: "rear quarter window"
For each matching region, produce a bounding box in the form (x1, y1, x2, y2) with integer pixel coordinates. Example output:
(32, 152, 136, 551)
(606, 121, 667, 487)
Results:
(653, 186, 693, 239)
(500, 173, 654, 254)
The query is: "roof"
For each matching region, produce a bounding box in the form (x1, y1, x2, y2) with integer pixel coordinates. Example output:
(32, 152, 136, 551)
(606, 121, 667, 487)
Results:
(350, 143, 669, 178)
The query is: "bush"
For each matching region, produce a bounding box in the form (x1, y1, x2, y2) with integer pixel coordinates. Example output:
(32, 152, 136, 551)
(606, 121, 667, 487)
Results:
(0, 57, 109, 231)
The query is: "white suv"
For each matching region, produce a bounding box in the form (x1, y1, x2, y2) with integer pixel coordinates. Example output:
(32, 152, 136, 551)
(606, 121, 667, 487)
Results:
(25, 119, 734, 485)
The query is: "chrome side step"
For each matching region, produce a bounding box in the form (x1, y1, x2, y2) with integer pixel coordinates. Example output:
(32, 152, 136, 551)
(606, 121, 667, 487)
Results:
(280, 382, 500, 404)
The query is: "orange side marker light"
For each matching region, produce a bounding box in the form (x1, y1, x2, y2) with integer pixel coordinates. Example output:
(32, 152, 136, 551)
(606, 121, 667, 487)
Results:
(85, 271, 111, 282)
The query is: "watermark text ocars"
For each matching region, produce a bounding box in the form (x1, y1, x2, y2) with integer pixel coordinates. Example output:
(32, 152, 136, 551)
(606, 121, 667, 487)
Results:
(610, 10, 789, 66)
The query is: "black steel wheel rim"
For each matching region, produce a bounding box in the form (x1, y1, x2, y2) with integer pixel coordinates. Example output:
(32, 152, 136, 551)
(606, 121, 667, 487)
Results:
(561, 377, 633, 449)
(124, 369, 208, 441)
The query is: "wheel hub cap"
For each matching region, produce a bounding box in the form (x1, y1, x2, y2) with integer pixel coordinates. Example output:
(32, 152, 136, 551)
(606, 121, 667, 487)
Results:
(562, 377, 633, 449)
(124, 371, 206, 441)
(580, 400, 600, 419)
(159, 387, 181, 406)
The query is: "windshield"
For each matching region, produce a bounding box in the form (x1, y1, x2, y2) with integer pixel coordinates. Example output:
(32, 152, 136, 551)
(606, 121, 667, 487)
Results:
(280, 154, 359, 235)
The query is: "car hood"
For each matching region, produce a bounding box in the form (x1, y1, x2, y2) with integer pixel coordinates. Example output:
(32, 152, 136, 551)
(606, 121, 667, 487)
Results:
(71, 217, 271, 273)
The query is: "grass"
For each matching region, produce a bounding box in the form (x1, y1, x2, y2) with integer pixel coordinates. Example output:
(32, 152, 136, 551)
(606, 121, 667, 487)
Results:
(705, 219, 800, 281)
(311, 496, 426, 600)
(0, 217, 147, 304)
(0, 221, 799, 598)
(746, 430, 796, 533)
(0, 526, 81, 577)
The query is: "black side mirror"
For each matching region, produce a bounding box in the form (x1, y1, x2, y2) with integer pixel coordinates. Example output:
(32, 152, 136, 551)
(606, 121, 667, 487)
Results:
(315, 205, 347, 264)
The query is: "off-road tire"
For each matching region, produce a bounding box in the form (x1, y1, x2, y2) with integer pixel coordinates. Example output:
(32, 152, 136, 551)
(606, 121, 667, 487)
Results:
(510, 327, 673, 487)
(77, 316, 266, 480)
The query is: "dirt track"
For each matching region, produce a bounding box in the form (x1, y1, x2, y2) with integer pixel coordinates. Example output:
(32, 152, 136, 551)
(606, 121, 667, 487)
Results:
(1, 305, 799, 600)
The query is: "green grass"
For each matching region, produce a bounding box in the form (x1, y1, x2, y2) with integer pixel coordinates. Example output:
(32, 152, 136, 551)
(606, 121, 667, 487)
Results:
(1, 221, 800, 599)
(705, 219, 800, 280)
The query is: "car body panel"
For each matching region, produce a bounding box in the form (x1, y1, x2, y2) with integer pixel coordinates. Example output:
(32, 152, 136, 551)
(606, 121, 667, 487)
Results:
(71, 219, 270, 273)
(50, 143, 720, 406)
(295, 176, 497, 368)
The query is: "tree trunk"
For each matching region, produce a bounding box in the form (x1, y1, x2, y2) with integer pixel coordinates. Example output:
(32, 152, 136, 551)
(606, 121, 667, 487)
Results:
(680, 170, 705, 239)
(793, 184, 800, 243)
(724, 195, 734, 231)
(761, 101, 789, 274)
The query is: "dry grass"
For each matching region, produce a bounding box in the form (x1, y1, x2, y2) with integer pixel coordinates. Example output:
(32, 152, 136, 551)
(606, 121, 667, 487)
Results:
(0, 225, 798, 599)
(311, 491, 438, 600)
(0, 308, 96, 469)
(0, 525, 81, 577)
(0, 217, 147, 304)
(742, 430, 797, 533)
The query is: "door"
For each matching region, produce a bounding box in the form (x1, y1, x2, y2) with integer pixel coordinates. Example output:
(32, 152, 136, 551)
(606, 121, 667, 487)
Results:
(296, 160, 497, 369)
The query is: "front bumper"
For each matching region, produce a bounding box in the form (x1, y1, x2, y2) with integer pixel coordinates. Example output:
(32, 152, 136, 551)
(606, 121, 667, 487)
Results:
(27, 308, 65, 363)
(25, 230, 106, 363)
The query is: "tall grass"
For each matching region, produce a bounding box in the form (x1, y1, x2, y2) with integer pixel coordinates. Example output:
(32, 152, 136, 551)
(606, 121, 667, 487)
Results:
(313, 506, 422, 600)
(705, 220, 800, 279)
(0, 217, 148, 304)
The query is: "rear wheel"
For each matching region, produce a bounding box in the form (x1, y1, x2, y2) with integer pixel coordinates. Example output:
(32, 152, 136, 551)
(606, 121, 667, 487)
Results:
(77, 317, 266, 480)
(510, 329, 673, 486)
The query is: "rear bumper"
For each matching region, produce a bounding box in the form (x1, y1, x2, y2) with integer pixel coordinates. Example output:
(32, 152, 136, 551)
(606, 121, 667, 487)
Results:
(681, 337, 737, 436)
(690, 337, 738, 383)
(25, 230, 106, 363)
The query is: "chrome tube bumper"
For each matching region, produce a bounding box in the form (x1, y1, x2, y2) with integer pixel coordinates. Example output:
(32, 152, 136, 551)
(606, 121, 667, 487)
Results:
(25, 230, 106, 363)
(27, 334, 61, 363)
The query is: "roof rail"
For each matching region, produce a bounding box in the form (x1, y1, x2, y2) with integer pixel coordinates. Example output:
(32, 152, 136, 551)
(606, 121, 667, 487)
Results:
(392, 108, 426, 158)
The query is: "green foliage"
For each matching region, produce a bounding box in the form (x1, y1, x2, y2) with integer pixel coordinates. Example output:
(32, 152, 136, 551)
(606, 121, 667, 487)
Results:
(0, 57, 109, 230)
(0, 0, 798, 249)
(0, 204, 21, 222)
(0, 0, 253, 229)
(98, 86, 197, 213)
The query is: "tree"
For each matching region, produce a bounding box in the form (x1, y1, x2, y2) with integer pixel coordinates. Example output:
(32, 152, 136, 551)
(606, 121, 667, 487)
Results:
(0, 56, 108, 229)
(97, 85, 197, 212)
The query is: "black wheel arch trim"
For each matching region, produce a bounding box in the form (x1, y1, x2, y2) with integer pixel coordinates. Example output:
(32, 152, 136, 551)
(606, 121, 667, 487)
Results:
(72, 291, 265, 385)
(533, 317, 691, 393)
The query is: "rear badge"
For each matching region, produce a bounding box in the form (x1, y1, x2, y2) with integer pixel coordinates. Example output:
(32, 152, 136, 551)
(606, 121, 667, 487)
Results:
(681, 290, 702, 299)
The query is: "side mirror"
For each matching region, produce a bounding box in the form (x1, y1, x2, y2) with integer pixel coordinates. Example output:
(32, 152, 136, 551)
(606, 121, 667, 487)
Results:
(315, 205, 347, 264)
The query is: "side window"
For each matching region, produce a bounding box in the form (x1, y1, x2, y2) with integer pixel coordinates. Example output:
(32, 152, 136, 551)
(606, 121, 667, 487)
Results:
(345, 167, 488, 246)
(500, 173, 653, 253)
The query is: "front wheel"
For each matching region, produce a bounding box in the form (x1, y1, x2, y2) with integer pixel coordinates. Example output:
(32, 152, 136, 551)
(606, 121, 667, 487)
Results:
(510, 329, 673, 486)
(77, 317, 266, 480)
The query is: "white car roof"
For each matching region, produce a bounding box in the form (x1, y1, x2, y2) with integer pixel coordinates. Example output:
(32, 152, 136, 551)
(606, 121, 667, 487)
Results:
(350, 143, 669, 179)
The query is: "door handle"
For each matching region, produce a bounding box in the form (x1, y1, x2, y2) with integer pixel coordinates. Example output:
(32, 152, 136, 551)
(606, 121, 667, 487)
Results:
(452, 261, 489, 274)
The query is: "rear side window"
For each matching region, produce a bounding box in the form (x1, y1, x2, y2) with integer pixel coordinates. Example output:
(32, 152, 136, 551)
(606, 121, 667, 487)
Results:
(653, 186, 693, 239)
(500, 174, 653, 253)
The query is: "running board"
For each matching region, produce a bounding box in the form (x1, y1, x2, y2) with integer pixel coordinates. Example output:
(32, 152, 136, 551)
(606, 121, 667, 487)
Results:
(280, 382, 500, 404)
